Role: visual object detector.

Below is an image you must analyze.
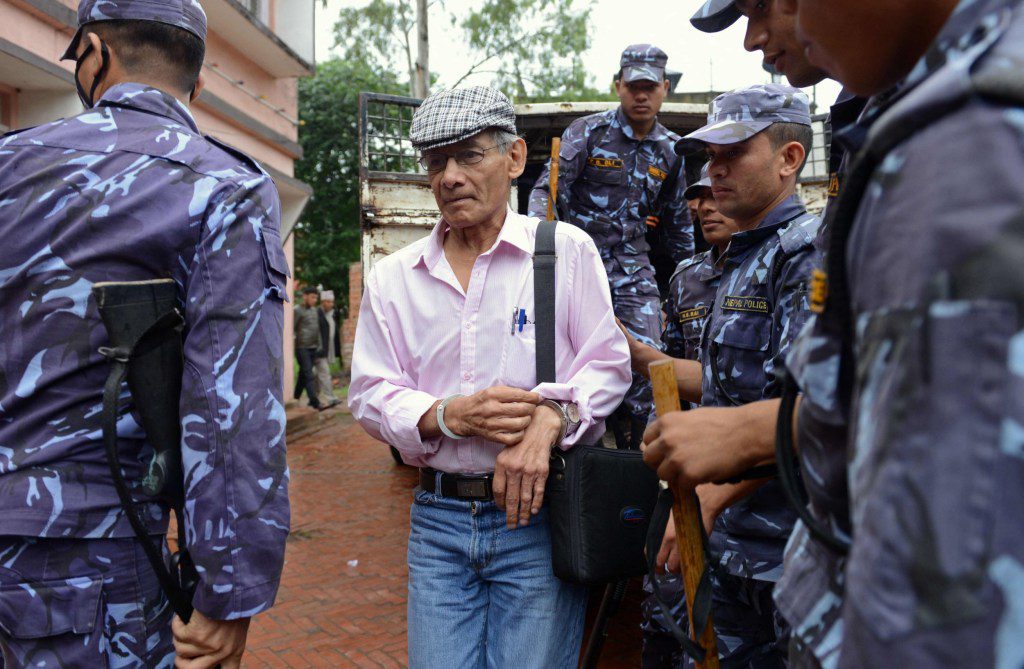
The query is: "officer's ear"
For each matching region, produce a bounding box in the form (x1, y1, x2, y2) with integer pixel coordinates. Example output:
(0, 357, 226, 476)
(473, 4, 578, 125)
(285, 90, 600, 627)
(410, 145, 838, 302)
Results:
(662, 79, 670, 95)
(778, 140, 806, 179)
(190, 71, 206, 104)
(79, 32, 106, 81)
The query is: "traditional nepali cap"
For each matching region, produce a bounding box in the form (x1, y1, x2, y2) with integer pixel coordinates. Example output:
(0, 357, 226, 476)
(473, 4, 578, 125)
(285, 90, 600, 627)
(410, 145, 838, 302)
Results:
(620, 44, 668, 83)
(320, 290, 335, 301)
(62, 0, 208, 61)
(684, 162, 712, 200)
(690, 0, 741, 33)
(676, 83, 811, 154)
(410, 86, 517, 151)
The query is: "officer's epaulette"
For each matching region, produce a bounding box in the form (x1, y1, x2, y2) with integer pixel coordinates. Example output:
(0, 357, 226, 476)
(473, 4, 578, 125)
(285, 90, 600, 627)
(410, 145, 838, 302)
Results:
(777, 211, 820, 255)
(203, 134, 267, 176)
(669, 250, 710, 284)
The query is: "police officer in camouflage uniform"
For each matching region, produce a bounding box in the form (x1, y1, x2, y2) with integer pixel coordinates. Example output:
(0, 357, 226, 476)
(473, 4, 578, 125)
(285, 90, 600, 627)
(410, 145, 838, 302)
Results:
(779, 0, 1024, 665)
(0, 1, 290, 666)
(679, 4, 869, 666)
(636, 163, 743, 667)
(528, 44, 693, 446)
(646, 83, 820, 667)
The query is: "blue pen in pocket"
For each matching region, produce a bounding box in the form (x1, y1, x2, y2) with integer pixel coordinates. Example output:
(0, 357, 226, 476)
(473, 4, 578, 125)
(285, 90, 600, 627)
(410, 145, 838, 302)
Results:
(518, 308, 527, 333)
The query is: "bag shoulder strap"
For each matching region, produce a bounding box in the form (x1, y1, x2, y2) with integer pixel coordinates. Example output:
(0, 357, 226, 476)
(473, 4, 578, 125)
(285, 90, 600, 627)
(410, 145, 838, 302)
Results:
(534, 221, 557, 384)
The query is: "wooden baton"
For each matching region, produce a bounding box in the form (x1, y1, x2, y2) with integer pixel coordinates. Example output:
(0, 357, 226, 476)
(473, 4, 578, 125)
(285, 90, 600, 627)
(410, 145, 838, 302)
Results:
(547, 137, 560, 221)
(649, 359, 720, 669)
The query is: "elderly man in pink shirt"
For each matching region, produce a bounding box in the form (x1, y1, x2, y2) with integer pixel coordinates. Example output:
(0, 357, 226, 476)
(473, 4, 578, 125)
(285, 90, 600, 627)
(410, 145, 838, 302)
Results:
(349, 86, 631, 668)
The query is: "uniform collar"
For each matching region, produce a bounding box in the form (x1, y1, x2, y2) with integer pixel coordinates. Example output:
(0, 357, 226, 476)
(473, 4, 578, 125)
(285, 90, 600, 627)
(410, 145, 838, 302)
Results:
(418, 206, 532, 271)
(695, 247, 724, 282)
(727, 194, 807, 253)
(614, 107, 669, 143)
(96, 83, 200, 134)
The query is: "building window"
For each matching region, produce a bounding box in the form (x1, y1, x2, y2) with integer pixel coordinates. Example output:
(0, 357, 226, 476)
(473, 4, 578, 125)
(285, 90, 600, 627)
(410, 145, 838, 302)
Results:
(238, 0, 270, 24)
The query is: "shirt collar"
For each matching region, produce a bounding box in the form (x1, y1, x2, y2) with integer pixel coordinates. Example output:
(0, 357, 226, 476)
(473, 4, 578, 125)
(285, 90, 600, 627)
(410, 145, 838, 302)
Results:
(417, 206, 532, 271)
(96, 83, 200, 134)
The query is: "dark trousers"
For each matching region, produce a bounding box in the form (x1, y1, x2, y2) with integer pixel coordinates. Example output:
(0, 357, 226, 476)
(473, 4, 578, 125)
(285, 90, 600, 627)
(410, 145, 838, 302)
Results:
(0, 536, 174, 668)
(294, 347, 320, 407)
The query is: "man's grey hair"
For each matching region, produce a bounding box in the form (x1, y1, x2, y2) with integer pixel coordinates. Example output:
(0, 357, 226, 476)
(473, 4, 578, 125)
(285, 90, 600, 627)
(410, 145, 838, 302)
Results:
(491, 128, 519, 154)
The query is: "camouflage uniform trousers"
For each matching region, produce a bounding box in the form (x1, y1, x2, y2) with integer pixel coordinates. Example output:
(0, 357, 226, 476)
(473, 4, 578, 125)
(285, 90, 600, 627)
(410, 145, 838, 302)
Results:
(606, 256, 662, 421)
(642, 569, 790, 669)
(0, 536, 174, 668)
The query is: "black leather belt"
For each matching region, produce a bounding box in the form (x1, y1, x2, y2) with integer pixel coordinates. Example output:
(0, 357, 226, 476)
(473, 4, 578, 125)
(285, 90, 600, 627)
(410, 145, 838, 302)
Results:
(420, 468, 494, 500)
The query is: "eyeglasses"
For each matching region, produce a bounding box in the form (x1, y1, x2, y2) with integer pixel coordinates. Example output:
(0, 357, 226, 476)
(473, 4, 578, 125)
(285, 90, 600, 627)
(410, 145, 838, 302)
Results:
(418, 143, 510, 173)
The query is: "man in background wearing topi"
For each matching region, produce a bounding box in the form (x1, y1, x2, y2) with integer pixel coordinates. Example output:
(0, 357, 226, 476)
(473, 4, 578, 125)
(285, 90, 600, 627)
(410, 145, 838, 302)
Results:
(315, 289, 342, 408)
(528, 44, 693, 449)
(349, 86, 630, 668)
(0, 1, 290, 667)
(294, 285, 325, 410)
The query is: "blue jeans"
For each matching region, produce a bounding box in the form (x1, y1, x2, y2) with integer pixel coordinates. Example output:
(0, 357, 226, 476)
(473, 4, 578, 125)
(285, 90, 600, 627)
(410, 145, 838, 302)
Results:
(407, 487, 587, 669)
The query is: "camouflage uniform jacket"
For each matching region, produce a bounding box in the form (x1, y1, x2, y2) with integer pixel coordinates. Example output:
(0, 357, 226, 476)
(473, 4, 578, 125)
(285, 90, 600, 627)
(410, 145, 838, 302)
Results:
(782, 0, 1024, 665)
(527, 107, 694, 268)
(699, 194, 820, 582)
(0, 83, 291, 620)
(664, 249, 720, 362)
(772, 93, 871, 669)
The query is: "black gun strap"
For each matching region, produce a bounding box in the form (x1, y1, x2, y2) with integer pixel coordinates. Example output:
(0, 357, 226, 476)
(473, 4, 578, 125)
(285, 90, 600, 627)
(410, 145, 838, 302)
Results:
(645, 487, 717, 663)
(534, 221, 558, 384)
(100, 311, 196, 623)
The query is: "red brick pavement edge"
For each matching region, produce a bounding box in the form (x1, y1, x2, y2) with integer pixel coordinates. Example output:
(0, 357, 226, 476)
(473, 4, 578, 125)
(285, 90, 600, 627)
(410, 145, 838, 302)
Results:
(244, 410, 642, 668)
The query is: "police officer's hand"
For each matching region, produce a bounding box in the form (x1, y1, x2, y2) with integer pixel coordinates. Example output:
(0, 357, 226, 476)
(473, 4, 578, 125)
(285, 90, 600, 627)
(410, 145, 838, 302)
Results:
(643, 406, 768, 490)
(446, 387, 541, 445)
(654, 486, 718, 575)
(172, 610, 251, 669)
(655, 510, 681, 574)
(492, 403, 562, 529)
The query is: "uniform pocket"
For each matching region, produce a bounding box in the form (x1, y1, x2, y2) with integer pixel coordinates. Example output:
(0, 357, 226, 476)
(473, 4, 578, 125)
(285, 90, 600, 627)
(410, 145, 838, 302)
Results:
(0, 573, 102, 638)
(260, 227, 291, 302)
(710, 312, 772, 403)
(846, 300, 1011, 642)
(582, 165, 625, 186)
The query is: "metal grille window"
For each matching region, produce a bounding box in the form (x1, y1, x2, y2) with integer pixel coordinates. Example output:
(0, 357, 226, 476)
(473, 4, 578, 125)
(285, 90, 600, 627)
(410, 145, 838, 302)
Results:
(800, 114, 832, 184)
(361, 94, 423, 175)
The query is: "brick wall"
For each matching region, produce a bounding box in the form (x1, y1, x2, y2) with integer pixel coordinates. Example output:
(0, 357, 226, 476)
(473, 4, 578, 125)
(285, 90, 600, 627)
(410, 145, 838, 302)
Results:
(341, 262, 362, 373)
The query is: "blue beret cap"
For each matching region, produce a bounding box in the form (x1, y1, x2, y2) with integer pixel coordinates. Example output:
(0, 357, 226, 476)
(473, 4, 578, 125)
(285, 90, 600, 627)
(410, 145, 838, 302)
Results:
(62, 0, 207, 61)
(690, 0, 742, 33)
(676, 83, 811, 154)
(619, 44, 668, 84)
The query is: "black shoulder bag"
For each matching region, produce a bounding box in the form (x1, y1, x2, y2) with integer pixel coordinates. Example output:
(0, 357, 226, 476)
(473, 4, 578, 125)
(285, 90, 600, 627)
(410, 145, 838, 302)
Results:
(536, 221, 661, 585)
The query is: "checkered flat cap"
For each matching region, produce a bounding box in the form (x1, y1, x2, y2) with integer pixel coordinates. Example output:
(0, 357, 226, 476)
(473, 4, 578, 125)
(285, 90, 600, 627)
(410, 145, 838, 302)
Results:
(410, 86, 517, 151)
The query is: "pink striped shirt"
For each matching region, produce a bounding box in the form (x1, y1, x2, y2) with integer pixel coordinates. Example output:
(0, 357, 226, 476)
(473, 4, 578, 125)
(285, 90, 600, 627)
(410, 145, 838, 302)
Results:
(348, 208, 631, 474)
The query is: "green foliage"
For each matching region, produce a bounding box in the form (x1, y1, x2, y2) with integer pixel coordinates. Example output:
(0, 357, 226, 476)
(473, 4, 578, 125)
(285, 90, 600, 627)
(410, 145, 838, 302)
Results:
(292, 58, 404, 316)
(456, 0, 602, 102)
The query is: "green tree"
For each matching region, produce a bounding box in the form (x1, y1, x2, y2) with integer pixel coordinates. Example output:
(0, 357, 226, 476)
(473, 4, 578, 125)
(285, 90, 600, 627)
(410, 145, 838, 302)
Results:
(333, 0, 600, 101)
(291, 58, 404, 316)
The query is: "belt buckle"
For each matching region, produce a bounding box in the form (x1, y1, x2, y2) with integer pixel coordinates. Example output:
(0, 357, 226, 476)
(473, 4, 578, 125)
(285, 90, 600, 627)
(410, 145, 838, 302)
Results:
(456, 479, 488, 499)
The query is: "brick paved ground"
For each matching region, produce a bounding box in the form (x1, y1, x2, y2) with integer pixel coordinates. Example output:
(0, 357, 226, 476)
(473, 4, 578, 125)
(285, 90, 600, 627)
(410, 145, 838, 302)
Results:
(245, 406, 643, 668)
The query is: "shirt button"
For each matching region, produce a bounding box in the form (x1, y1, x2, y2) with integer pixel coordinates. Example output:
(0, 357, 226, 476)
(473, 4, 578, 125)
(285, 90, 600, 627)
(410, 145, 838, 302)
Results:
(464, 322, 472, 330)
(463, 372, 472, 381)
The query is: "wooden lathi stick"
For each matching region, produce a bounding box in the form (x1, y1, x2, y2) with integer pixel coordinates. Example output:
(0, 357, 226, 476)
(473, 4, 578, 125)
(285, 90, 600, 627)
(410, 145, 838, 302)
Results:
(547, 137, 560, 221)
(649, 360, 720, 669)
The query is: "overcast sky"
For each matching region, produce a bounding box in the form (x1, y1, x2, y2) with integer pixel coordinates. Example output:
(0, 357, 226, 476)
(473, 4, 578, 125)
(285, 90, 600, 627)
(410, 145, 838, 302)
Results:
(315, 0, 842, 112)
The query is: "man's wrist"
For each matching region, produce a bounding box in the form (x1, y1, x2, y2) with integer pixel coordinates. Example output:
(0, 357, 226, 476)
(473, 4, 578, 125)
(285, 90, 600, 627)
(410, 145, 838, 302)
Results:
(536, 401, 567, 445)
